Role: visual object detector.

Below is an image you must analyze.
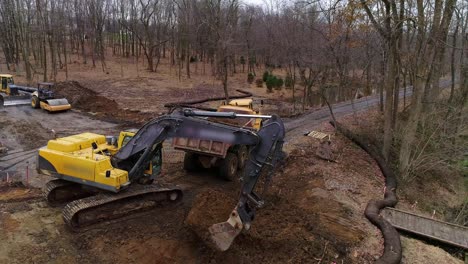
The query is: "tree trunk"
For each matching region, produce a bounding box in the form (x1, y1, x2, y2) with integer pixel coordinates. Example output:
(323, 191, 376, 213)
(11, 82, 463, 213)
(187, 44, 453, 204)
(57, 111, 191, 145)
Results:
(379, 57, 385, 112)
(382, 40, 397, 160)
(399, 0, 457, 177)
(449, 14, 460, 103)
(222, 56, 229, 103)
(64, 37, 68, 80)
(186, 44, 190, 78)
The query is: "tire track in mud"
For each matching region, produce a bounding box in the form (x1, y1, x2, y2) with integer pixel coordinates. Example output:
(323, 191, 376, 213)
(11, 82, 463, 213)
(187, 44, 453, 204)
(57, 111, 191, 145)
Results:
(0, 149, 37, 162)
(0, 153, 36, 171)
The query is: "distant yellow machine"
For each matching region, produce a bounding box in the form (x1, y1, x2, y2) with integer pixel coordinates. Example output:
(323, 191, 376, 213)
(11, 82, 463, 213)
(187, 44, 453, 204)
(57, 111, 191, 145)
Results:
(0, 74, 15, 95)
(0, 74, 71, 111)
(0, 74, 17, 98)
(216, 98, 262, 130)
(31, 82, 72, 112)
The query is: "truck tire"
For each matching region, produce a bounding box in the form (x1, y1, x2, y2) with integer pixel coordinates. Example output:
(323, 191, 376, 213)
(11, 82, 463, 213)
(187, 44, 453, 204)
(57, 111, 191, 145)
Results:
(183, 153, 201, 172)
(218, 152, 238, 181)
(31, 96, 40, 109)
(237, 145, 248, 169)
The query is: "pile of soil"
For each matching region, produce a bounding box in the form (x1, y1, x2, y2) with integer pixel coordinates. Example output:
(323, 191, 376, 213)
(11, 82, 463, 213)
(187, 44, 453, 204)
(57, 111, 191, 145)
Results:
(185, 189, 237, 250)
(53, 81, 154, 125)
(53, 81, 118, 113)
(182, 135, 372, 263)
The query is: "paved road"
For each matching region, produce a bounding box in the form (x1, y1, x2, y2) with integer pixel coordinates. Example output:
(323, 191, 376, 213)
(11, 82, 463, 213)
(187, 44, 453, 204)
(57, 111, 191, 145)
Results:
(283, 79, 452, 142)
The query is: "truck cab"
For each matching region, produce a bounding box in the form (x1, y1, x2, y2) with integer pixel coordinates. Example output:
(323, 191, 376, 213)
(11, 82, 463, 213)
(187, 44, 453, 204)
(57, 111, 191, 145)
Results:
(217, 98, 262, 131)
(227, 98, 255, 110)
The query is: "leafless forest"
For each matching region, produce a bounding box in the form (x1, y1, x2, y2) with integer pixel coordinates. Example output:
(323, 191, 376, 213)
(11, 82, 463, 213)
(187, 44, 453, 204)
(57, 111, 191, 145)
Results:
(0, 0, 468, 263)
(4, 0, 464, 178)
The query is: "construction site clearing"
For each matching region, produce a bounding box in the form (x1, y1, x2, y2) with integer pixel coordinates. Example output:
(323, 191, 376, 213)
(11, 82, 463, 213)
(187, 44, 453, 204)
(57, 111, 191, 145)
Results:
(0, 80, 465, 264)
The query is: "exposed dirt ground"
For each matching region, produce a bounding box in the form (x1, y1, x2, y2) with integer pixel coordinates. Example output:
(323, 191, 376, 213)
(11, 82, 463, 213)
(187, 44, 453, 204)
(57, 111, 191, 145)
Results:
(1, 124, 385, 263)
(0, 57, 464, 263)
(12, 54, 304, 120)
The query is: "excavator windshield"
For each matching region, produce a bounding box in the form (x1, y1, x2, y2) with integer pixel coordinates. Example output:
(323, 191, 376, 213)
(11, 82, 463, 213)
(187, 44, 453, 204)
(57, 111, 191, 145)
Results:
(121, 135, 133, 148)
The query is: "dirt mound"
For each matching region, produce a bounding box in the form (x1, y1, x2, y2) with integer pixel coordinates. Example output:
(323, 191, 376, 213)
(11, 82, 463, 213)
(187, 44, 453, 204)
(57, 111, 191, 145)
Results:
(53, 81, 154, 125)
(54, 81, 117, 112)
(185, 189, 236, 249)
(183, 144, 367, 263)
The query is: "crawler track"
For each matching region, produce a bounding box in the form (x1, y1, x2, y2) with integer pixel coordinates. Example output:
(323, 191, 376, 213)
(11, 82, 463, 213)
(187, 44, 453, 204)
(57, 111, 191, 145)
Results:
(62, 185, 183, 230)
(44, 179, 94, 207)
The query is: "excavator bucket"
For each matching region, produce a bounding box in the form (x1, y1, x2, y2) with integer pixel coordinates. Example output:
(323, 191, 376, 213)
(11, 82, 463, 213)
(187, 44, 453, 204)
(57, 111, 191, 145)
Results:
(208, 207, 244, 251)
(185, 189, 245, 251)
(40, 98, 71, 112)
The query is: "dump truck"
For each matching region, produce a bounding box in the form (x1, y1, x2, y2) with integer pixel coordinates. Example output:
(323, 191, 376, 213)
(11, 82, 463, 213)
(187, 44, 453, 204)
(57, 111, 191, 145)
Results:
(0, 74, 71, 111)
(175, 98, 263, 180)
(38, 108, 285, 251)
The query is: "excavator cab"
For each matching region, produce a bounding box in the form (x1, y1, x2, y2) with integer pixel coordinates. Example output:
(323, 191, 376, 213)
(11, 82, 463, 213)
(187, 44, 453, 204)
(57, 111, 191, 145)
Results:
(116, 129, 162, 182)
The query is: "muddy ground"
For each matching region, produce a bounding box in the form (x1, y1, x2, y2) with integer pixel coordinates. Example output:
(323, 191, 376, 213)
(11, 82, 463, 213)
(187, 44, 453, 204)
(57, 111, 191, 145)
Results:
(0, 64, 464, 263)
(0, 110, 462, 263)
(1, 95, 382, 263)
(0, 124, 384, 263)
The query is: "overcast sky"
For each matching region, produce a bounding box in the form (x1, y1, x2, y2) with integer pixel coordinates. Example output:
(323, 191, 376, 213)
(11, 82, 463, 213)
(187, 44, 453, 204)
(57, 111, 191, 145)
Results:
(242, 0, 267, 7)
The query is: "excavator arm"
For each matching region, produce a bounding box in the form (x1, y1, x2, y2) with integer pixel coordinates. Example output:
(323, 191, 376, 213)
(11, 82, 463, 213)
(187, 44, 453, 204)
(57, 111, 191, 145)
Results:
(112, 108, 285, 251)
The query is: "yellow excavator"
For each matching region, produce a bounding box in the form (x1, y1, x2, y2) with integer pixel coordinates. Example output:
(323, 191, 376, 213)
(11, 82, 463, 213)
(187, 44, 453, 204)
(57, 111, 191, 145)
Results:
(0, 74, 71, 111)
(38, 108, 285, 251)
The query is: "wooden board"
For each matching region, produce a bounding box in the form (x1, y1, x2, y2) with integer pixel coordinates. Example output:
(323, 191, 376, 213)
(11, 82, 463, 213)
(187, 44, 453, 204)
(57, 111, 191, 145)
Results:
(382, 207, 468, 249)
